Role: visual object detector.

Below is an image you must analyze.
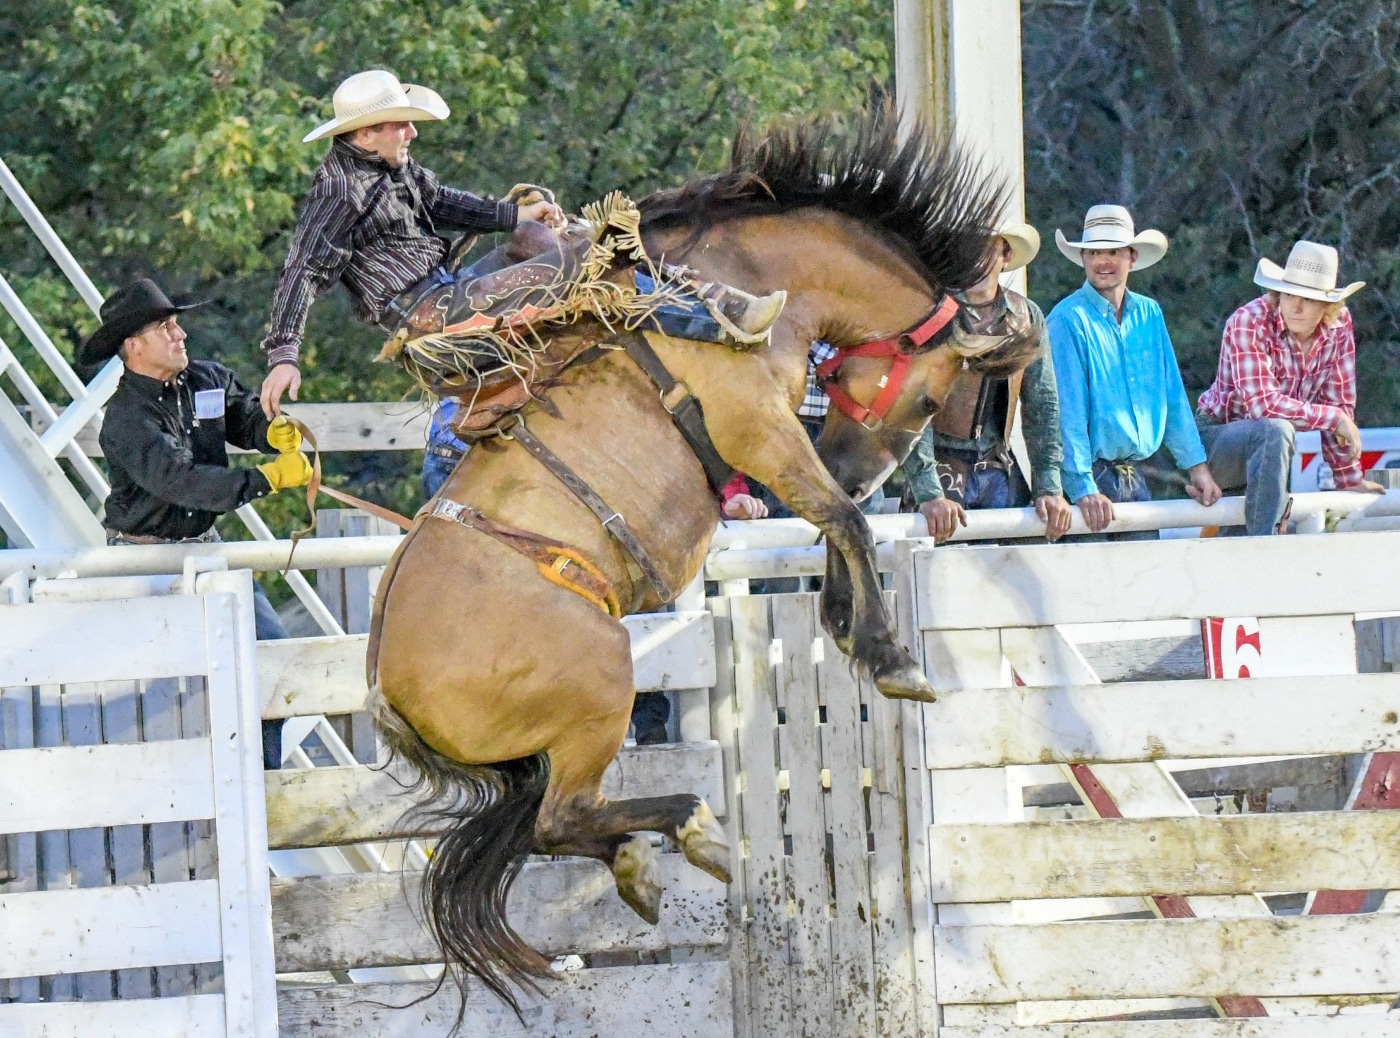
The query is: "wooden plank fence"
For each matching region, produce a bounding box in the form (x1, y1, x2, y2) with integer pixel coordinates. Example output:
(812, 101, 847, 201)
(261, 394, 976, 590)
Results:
(8, 528, 1400, 1036)
(896, 531, 1400, 1033)
(719, 591, 922, 1038)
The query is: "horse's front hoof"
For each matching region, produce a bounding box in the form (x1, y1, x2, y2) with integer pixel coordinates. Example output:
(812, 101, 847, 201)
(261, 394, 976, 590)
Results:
(613, 834, 664, 925)
(874, 662, 938, 703)
(677, 800, 732, 885)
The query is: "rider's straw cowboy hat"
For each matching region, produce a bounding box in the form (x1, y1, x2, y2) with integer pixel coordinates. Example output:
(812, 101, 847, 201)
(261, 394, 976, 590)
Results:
(994, 221, 1041, 273)
(1055, 204, 1168, 270)
(303, 70, 450, 144)
(1254, 240, 1365, 304)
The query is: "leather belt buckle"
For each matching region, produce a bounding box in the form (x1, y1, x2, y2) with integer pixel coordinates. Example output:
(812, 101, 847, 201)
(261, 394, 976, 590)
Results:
(660, 382, 692, 415)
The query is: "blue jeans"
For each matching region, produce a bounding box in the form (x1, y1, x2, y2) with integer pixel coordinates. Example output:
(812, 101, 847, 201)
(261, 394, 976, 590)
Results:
(1080, 459, 1159, 542)
(252, 582, 288, 769)
(631, 691, 671, 742)
(1197, 415, 1294, 536)
(634, 271, 729, 342)
(962, 466, 1018, 510)
(421, 445, 463, 500)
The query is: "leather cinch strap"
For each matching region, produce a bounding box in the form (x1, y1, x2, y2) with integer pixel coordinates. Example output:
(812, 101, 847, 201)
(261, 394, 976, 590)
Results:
(507, 420, 675, 605)
(426, 496, 622, 617)
(614, 330, 736, 495)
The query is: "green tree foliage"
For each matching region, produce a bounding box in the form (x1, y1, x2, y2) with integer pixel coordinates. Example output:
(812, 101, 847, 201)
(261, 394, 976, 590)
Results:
(1022, 0, 1400, 424)
(0, 0, 890, 533)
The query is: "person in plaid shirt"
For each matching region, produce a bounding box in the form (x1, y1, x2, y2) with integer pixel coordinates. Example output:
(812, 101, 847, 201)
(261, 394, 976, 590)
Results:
(1197, 240, 1384, 535)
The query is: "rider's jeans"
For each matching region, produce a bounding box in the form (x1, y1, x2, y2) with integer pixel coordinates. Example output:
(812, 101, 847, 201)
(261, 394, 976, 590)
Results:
(634, 270, 729, 342)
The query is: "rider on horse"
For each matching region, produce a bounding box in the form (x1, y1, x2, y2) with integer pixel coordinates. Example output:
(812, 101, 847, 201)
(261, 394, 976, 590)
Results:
(258, 69, 786, 495)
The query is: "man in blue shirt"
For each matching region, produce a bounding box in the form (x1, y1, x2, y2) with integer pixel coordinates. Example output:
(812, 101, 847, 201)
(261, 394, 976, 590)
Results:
(1047, 205, 1220, 537)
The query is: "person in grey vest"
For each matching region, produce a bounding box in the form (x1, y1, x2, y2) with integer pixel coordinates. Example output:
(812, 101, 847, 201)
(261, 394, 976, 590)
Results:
(904, 222, 1072, 542)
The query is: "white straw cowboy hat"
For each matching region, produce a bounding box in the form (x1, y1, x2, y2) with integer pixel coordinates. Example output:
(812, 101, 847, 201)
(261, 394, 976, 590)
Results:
(303, 70, 450, 144)
(994, 221, 1041, 272)
(1055, 204, 1169, 270)
(1253, 240, 1365, 304)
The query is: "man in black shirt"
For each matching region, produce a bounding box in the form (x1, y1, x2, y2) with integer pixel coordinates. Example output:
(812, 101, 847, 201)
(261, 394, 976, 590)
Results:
(79, 278, 313, 767)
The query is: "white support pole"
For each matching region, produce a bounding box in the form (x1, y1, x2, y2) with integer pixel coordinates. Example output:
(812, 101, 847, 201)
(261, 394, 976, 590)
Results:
(897, 0, 1032, 484)
(0, 157, 105, 313)
(894, 0, 1026, 228)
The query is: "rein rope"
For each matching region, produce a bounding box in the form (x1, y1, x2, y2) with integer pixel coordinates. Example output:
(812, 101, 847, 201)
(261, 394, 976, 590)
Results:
(815, 294, 961, 429)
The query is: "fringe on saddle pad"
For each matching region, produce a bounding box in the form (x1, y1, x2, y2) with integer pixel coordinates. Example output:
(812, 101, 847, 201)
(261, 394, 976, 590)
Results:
(389, 192, 692, 397)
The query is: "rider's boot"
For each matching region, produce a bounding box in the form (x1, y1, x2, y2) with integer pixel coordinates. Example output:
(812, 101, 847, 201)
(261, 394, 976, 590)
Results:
(658, 261, 787, 343)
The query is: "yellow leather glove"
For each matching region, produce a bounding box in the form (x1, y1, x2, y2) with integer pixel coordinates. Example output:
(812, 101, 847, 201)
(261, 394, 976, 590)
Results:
(266, 415, 302, 453)
(257, 451, 312, 492)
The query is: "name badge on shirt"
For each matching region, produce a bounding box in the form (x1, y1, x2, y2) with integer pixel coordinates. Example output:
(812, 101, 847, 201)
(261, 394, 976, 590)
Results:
(193, 389, 225, 421)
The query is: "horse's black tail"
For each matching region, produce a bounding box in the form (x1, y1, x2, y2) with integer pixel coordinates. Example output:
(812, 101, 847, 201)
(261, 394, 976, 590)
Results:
(374, 693, 553, 1030)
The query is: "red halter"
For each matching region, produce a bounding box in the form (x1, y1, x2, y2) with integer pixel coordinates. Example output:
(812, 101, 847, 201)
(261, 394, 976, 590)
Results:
(815, 295, 962, 429)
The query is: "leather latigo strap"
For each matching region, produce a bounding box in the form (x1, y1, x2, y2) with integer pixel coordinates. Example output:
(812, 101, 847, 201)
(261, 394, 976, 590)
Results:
(506, 420, 675, 605)
(615, 330, 735, 494)
(427, 497, 621, 617)
(284, 415, 414, 531)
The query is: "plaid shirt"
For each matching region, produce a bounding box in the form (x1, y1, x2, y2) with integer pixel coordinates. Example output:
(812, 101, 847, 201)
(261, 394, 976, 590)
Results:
(1198, 295, 1361, 487)
(261, 137, 516, 368)
(800, 341, 837, 417)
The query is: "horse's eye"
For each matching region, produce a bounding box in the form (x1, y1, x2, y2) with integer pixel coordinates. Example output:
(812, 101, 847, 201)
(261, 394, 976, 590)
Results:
(920, 396, 940, 415)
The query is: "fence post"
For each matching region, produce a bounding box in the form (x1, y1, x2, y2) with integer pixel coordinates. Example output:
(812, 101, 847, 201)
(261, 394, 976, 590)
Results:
(314, 508, 402, 763)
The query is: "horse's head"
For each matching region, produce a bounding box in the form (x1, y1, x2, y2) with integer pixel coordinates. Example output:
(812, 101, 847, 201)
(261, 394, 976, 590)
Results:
(815, 292, 1044, 501)
(639, 101, 1044, 504)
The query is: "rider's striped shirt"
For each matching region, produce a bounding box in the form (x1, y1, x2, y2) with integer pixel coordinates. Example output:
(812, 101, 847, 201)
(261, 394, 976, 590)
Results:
(261, 137, 517, 369)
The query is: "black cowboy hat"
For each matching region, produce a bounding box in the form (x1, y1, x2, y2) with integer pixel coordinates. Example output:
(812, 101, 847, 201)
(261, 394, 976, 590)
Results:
(77, 278, 206, 367)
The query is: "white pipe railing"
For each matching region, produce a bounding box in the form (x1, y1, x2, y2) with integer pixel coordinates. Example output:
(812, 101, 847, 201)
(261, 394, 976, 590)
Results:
(5, 490, 1400, 585)
(0, 158, 105, 312)
(705, 490, 1400, 579)
(0, 535, 401, 581)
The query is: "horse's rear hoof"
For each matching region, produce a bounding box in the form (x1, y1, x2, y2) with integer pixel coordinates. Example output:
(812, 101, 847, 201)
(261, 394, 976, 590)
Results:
(613, 834, 663, 925)
(677, 799, 732, 885)
(875, 663, 938, 703)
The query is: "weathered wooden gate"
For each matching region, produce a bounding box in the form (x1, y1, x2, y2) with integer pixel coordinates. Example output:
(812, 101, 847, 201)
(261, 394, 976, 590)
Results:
(714, 592, 926, 1038)
(7, 531, 1400, 1036)
(894, 532, 1400, 1033)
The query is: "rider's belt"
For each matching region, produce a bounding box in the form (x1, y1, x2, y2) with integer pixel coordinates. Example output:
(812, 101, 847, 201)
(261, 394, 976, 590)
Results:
(378, 266, 455, 334)
(106, 527, 218, 546)
(426, 444, 466, 461)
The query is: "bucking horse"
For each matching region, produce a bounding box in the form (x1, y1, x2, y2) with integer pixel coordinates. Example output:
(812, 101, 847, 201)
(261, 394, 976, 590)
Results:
(366, 103, 1041, 1025)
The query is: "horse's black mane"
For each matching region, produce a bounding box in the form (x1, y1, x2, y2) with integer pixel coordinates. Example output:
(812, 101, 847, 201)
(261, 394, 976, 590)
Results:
(639, 101, 1007, 293)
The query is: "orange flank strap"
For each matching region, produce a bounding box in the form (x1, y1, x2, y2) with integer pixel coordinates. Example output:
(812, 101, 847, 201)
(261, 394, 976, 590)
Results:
(276, 417, 616, 616)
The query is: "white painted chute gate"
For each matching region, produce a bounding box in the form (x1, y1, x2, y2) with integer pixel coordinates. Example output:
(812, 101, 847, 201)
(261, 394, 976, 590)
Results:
(5, 2, 1400, 1032)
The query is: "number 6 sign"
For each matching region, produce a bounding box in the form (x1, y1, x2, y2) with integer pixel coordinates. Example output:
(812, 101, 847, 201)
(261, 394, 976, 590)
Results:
(1202, 616, 1263, 679)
